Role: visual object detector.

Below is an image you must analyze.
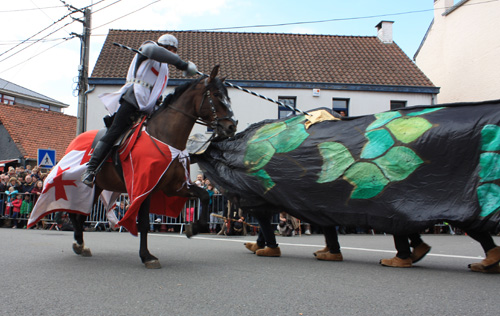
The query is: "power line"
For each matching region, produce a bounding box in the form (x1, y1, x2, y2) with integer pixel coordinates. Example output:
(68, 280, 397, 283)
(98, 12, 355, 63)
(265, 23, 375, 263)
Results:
(0, 10, 76, 59)
(0, 6, 65, 13)
(0, 37, 74, 75)
(0, 19, 77, 64)
(189, 0, 498, 32)
(92, 0, 161, 30)
(92, 0, 123, 14)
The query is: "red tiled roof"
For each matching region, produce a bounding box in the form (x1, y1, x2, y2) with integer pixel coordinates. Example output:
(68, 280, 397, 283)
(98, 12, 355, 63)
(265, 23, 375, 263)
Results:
(0, 104, 76, 161)
(91, 29, 434, 87)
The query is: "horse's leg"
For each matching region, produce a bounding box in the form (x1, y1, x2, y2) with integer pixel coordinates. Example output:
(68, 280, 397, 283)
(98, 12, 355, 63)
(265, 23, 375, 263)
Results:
(466, 230, 500, 273)
(185, 185, 209, 238)
(69, 213, 92, 257)
(137, 196, 161, 269)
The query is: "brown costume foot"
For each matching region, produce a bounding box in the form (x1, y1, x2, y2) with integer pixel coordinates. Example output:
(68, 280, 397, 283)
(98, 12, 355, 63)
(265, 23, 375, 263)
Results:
(315, 252, 343, 261)
(410, 242, 431, 263)
(244, 242, 264, 253)
(313, 246, 329, 256)
(468, 263, 500, 274)
(380, 256, 412, 268)
(256, 247, 281, 257)
(480, 246, 500, 268)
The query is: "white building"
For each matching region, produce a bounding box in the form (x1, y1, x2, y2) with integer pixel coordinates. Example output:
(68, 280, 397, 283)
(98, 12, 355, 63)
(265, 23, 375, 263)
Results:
(414, 0, 500, 103)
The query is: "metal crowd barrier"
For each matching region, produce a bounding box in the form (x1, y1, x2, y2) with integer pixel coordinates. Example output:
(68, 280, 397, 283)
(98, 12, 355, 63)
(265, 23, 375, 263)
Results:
(0, 192, 262, 233)
(0, 191, 458, 235)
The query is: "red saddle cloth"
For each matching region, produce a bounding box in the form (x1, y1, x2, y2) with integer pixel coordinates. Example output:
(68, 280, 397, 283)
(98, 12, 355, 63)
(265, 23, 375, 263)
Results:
(117, 120, 189, 236)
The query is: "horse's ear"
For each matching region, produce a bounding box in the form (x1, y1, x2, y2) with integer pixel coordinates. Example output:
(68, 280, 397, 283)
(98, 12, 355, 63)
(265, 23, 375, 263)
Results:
(221, 77, 226, 83)
(208, 65, 220, 83)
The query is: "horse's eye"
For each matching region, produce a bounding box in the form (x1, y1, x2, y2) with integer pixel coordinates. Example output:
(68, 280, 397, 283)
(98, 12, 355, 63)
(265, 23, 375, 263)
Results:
(213, 92, 220, 98)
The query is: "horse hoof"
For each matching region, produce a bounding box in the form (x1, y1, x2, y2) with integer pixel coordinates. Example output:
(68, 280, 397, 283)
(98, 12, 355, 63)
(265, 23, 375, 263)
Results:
(185, 225, 194, 238)
(145, 260, 161, 269)
(81, 247, 92, 257)
(72, 243, 92, 257)
(73, 242, 84, 255)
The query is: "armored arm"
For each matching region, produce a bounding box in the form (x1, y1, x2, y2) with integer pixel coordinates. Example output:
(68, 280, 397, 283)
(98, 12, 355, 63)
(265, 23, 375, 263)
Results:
(139, 42, 188, 70)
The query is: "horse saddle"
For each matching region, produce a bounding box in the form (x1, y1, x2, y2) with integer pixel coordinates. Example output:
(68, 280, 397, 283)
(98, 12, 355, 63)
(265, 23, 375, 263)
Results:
(90, 115, 146, 180)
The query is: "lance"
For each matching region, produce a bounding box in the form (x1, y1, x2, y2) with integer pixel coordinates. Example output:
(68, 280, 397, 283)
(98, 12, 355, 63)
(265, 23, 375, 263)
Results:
(211, 213, 257, 229)
(112, 42, 308, 115)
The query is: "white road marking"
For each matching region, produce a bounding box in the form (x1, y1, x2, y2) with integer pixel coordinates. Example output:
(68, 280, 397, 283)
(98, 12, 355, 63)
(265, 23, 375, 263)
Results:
(151, 234, 484, 260)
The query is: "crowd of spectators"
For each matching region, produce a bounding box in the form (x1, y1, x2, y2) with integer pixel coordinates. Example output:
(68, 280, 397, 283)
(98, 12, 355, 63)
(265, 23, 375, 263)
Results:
(0, 165, 48, 228)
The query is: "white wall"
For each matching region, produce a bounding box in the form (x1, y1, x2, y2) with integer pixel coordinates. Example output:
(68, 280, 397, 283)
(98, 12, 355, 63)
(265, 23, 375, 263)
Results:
(415, 0, 500, 103)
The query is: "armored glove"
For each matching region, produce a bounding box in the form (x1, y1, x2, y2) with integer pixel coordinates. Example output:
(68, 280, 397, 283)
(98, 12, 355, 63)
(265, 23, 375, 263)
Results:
(183, 61, 198, 77)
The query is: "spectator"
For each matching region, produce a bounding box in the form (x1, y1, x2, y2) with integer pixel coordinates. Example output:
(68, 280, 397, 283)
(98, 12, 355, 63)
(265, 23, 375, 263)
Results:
(11, 194, 23, 228)
(207, 184, 218, 234)
(113, 200, 128, 220)
(30, 180, 43, 204)
(0, 174, 8, 216)
(21, 175, 35, 193)
(25, 165, 33, 174)
(31, 167, 41, 180)
(20, 193, 33, 228)
(7, 177, 22, 191)
(4, 186, 19, 217)
(7, 167, 16, 178)
(195, 174, 204, 187)
(30, 180, 44, 229)
(0, 174, 8, 192)
(278, 212, 299, 237)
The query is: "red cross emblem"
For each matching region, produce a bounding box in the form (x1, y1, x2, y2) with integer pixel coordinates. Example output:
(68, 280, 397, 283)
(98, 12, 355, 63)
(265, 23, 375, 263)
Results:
(42, 166, 77, 201)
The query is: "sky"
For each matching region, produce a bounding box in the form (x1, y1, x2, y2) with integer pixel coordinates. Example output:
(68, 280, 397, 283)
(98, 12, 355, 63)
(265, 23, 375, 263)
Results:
(0, 0, 441, 117)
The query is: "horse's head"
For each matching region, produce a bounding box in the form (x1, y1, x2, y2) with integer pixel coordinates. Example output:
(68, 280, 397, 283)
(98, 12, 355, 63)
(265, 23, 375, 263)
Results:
(194, 65, 237, 139)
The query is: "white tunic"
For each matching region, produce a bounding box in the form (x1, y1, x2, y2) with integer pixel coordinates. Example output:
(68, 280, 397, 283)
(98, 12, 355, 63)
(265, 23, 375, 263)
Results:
(98, 41, 169, 115)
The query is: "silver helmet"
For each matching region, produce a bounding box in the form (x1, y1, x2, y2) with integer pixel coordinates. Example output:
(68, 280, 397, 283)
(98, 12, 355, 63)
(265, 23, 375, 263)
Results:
(157, 34, 178, 49)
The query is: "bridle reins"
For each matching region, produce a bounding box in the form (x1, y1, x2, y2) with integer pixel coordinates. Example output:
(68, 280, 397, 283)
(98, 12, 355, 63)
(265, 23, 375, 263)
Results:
(166, 79, 236, 134)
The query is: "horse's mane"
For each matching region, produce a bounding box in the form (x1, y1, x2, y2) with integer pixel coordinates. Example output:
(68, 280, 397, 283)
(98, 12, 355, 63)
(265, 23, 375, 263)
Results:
(161, 78, 202, 108)
(151, 76, 228, 118)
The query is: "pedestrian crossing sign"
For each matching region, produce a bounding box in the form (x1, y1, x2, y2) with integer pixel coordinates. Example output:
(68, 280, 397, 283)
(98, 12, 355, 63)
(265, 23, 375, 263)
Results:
(38, 149, 56, 168)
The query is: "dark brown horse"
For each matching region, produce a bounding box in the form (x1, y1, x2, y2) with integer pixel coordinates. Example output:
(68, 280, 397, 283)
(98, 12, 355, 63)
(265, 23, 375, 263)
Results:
(70, 66, 237, 268)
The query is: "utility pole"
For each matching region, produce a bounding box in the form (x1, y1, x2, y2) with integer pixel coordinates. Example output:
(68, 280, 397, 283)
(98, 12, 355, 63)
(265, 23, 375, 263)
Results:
(74, 8, 91, 135)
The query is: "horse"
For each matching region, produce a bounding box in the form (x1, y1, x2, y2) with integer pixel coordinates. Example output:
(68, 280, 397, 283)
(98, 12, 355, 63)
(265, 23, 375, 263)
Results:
(194, 100, 500, 272)
(65, 65, 236, 268)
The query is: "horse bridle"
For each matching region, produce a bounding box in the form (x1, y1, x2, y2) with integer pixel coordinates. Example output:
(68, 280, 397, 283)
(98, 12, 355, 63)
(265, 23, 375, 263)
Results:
(167, 80, 237, 135)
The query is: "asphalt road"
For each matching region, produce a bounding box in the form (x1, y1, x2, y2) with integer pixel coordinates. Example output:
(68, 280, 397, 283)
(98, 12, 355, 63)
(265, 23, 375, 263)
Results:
(1, 229, 499, 316)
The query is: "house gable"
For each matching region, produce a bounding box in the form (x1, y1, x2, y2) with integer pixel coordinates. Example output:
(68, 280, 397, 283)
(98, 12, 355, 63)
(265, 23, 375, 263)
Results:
(0, 104, 76, 163)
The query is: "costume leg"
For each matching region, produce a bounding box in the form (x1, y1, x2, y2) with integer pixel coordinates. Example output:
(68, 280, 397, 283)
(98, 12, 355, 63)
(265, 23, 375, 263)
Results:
(324, 226, 341, 253)
(408, 233, 431, 263)
(315, 226, 343, 261)
(379, 234, 413, 268)
(254, 212, 277, 248)
(394, 235, 411, 259)
(467, 230, 500, 271)
(467, 230, 496, 253)
(408, 233, 423, 248)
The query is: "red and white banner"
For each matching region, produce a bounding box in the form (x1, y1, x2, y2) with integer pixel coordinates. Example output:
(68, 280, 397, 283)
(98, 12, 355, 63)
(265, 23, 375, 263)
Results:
(27, 149, 95, 228)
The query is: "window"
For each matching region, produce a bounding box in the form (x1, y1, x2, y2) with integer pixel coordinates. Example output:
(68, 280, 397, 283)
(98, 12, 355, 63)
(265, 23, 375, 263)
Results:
(0, 94, 15, 105)
(278, 97, 296, 119)
(391, 100, 407, 110)
(332, 98, 349, 117)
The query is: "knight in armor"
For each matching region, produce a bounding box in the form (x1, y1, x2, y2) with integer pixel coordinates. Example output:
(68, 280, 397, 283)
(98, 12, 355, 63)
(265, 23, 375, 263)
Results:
(82, 34, 198, 187)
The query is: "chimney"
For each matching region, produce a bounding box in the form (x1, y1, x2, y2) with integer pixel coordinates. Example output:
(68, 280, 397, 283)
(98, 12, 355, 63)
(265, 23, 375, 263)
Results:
(434, 0, 455, 17)
(375, 21, 394, 44)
